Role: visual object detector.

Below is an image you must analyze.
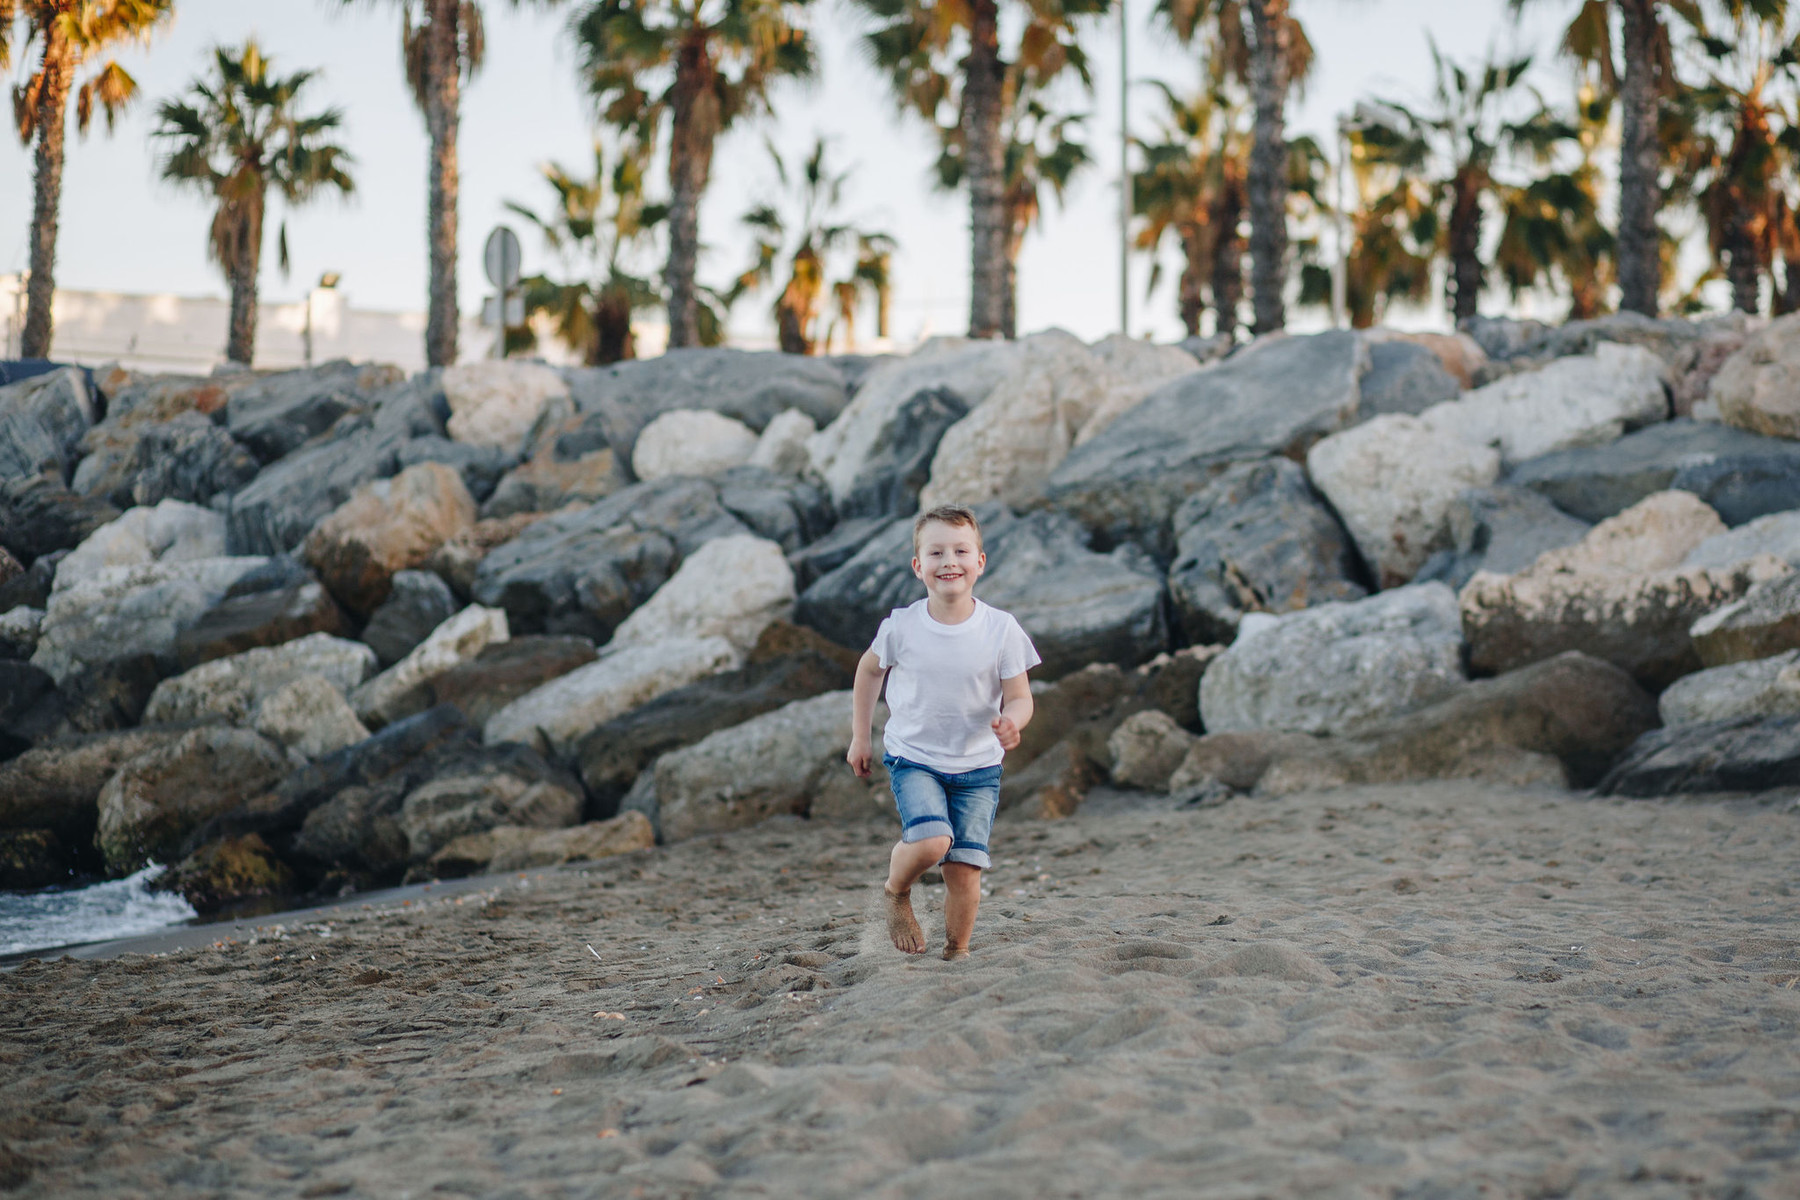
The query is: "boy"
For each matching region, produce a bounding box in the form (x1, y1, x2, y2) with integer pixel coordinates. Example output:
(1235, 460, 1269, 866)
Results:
(846, 504, 1039, 960)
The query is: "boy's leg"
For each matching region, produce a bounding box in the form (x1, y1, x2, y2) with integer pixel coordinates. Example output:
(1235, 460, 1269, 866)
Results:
(939, 763, 1002, 960)
(883, 756, 955, 955)
(941, 863, 982, 959)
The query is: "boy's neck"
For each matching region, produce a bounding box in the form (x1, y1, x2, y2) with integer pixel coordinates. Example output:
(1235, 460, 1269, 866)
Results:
(926, 594, 978, 625)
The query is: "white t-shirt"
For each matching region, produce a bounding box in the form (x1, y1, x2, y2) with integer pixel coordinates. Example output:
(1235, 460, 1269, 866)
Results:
(870, 598, 1042, 773)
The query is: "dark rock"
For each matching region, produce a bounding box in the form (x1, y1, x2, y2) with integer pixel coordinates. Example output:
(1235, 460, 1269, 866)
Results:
(470, 475, 747, 640)
(1167, 458, 1366, 645)
(1359, 339, 1462, 417)
(1460, 314, 1554, 362)
(823, 353, 891, 396)
(0, 725, 196, 845)
(0, 367, 95, 482)
(998, 727, 1107, 818)
(361, 570, 459, 667)
(836, 385, 968, 520)
(1506, 419, 1800, 526)
(220, 555, 317, 600)
(0, 828, 70, 889)
(0, 659, 55, 735)
(1044, 330, 1365, 555)
(174, 581, 349, 668)
(0, 475, 118, 564)
(787, 515, 892, 590)
(716, 466, 835, 553)
(1690, 571, 1800, 667)
(0, 546, 17, 589)
(429, 635, 598, 727)
(155, 832, 294, 913)
(1599, 714, 1800, 796)
(51, 655, 165, 733)
(1413, 486, 1592, 591)
(94, 726, 290, 874)
(70, 412, 260, 508)
(0, 550, 62, 612)
(395, 435, 512, 503)
(224, 360, 406, 463)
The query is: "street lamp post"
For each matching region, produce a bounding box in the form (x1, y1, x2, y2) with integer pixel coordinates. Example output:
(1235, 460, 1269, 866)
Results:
(303, 271, 341, 367)
(1119, 0, 1131, 337)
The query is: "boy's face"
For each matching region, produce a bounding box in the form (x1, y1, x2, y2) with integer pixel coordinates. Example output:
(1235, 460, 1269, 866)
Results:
(912, 519, 986, 602)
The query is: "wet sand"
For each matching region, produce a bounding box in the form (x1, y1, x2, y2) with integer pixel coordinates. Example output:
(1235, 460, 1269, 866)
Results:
(4, 781, 1799, 1199)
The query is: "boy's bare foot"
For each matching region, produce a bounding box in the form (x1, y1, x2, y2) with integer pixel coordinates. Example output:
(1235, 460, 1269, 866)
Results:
(942, 943, 970, 962)
(883, 886, 925, 954)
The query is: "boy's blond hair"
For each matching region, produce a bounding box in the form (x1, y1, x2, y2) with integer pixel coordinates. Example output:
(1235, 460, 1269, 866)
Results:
(912, 504, 983, 554)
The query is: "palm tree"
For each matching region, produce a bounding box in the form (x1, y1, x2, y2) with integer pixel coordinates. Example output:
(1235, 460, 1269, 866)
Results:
(857, 0, 1109, 339)
(1495, 84, 1615, 319)
(505, 142, 661, 363)
(1315, 119, 1436, 328)
(729, 137, 893, 354)
(3, 0, 173, 359)
(1131, 81, 1247, 338)
(573, 0, 816, 351)
(155, 43, 355, 366)
(1149, 0, 1310, 335)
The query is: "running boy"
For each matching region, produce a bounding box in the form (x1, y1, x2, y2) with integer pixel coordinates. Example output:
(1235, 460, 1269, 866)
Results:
(846, 504, 1039, 960)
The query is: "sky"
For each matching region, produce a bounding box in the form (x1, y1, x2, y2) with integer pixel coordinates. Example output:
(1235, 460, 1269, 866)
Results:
(0, 0, 1574, 348)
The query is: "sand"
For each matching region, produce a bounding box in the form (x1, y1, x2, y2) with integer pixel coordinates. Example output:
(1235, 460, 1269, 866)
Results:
(3, 781, 1799, 1199)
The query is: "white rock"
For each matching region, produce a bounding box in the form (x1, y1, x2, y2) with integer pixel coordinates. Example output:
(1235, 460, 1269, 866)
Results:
(401, 775, 581, 863)
(609, 534, 794, 655)
(1683, 509, 1800, 571)
(350, 604, 509, 728)
(54, 499, 227, 593)
(1106, 710, 1200, 791)
(747, 407, 818, 476)
(1200, 582, 1467, 736)
(143, 631, 379, 725)
(1077, 333, 1206, 442)
(252, 674, 372, 759)
(1710, 311, 1800, 440)
(0, 605, 43, 658)
(483, 636, 741, 758)
(1658, 650, 1800, 726)
(1306, 414, 1502, 588)
(442, 361, 571, 452)
(1421, 342, 1669, 465)
(631, 409, 759, 480)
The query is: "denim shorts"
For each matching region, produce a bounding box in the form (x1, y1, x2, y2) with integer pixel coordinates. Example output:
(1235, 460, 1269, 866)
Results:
(884, 753, 1002, 870)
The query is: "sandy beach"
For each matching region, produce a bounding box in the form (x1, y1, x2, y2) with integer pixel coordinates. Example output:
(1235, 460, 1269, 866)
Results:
(4, 781, 1799, 1199)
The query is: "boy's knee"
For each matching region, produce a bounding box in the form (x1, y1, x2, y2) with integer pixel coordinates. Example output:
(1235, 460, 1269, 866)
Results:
(916, 835, 953, 856)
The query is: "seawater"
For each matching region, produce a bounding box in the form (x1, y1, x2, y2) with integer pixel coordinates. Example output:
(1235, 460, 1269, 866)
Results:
(0, 864, 197, 956)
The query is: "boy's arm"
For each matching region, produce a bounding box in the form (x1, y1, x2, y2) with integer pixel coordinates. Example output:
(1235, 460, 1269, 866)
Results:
(847, 650, 887, 778)
(991, 672, 1034, 753)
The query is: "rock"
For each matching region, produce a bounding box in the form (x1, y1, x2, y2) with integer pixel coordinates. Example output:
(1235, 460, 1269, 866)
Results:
(431, 811, 654, 876)
(155, 832, 293, 912)
(425, 512, 545, 598)
(1459, 314, 1555, 362)
(1081, 333, 1205, 436)
(0, 828, 70, 889)
(1461, 491, 1791, 687)
(998, 728, 1106, 820)
(425, 825, 541, 877)
(224, 360, 405, 463)
(174, 580, 349, 668)
(786, 514, 892, 590)
(1166, 459, 1366, 645)
(652, 691, 882, 842)
(0, 367, 95, 481)
(0, 726, 192, 846)
(361, 569, 459, 667)
(94, 726, 289, 873)
(1045, 330, 1366, 555)
(564, 348, 850, 469)
(1176, 332, 1234, 364)
(1252, 651, 1657, 796)
(0, 605, 42, 661)
(251, 674, 371, 759)
(747, 408, 817, 475)
(0, 657, 55, 738)
(715, 466, 834, 554)
(1412, 486, 1593, 593)
(1711, 312, 1800, 440)
(838, 385, 970, 519)
(1420, 342, 1669, 466)
(70, 411, 259, 509)
(1690, 572, 1800, 667)
(1357, 338, 1463, 417)
(350, 605, 509, 729)
(480, 448, 619, 520)
(1505, 419, 1800, 526)
(469, 475, 747, 640)
(53, 499, 228, 594)
(302, 461, 477, 616)
(141, 631, 376, 725)
(1377, 330, 1489, 388)
(1307, 414, 1503, 588)
(1106, 710, 1199, 791)
(631, 409, 760, 480)
(609, 534, 795, 656)
(0, 550, 60, 612)
(793, 513, 941, 652)
(399, 772, 580, 864)
(1009, 663, 1139, 772)
(0, 475, 118, 564)
(1200, 583, 1467, 736)
(94, 365, 253, 424)
(1659, 651, 1800, 726)
(393, 435, 512, 504)
(976, 510, 1168, 679)
(1167, 729, 1323, 796)
(442, 360, 570, 452)
(575, 625, 855, 812)
(427, 635, 598, 728)
(483, 636, 740, 759)
(1684, 510, 1800, 571)
(1599, 713, 1800, 796)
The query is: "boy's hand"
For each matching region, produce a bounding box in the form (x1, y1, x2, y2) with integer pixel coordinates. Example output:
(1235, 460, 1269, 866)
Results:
(847, 736, 873, 778)
(992, 714, 1021, 751)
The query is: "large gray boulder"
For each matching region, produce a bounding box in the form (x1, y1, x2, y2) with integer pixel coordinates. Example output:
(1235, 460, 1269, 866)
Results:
(1166, 458, 1366, 645)
(426, 635, 598, 728)
(174, 577, 349, 668)
(1683, 509, 1800, 571)
(1414, 486, 1592, 592)
(95, 726, 290, 873)
(361, 569, 459, 666)
(791, 512, 932, 649)
(836, 385, 967, 519)
(1505, 419, 1800, 526)
(71, 411, 259, 508)
(1358, 338, 1462, 418)
(0, 726, 193, 846)
(1599, 714, 1800, 797)
(224, 359, 406, 463)
(1689, 571, 1800, 667)
(0, 367, 96, 482)
(1044, 330, 1365, 554)
(53, 499, 226, 593)
(1658, 651, 1800, 726)
(1200, 582, 1466, 737)
(0, 475, 118, 564)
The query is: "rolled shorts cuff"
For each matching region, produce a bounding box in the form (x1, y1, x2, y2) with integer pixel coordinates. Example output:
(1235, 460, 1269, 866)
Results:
(943, 844, 991, 870)
(900, 816, 954, 844)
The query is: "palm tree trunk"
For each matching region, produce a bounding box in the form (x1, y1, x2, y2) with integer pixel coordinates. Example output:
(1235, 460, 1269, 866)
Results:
(963, 0, 1007, 339)
(1209, 169, 1245, 341)
(1244, 0, 1290, 336)
(665, 34, 718, 350)
(1001, 225, 1023, 340)
(1616, 0, 1663, 317)
(423, 0, 461, 368)
(1448, 170, 1484, 323)
(224, 192, 266, 365)
(594, 285, 634, 364)
(21, 23, 73, 361)
(1722, 217, 1762, 313)
(1177, 227, 1206, 337)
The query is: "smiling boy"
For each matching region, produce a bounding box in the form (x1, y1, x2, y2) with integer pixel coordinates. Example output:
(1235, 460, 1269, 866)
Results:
(846, 504, 1040, 960)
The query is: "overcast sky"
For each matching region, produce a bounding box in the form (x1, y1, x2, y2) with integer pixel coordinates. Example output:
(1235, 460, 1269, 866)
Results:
(0, 0, 1572, 347)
